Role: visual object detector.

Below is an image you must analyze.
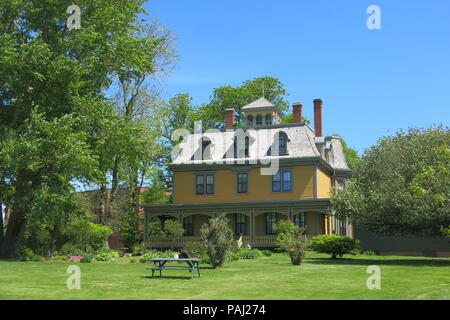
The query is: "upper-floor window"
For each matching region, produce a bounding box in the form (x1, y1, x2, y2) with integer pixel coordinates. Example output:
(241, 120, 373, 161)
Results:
(246, 115, 253, 126)
(234, 136, 250, 158)
(266, 213, 278, 235)
(236, 213, 246, 235)
(279, 132, 288, 154)
(236, 172, 248, 193)
(183, 215, 194, 236)
(272, 169, 292, 192)
(265, 114, 273, 125)
(201, 138, 212, 160)
(256, 114, 263, 125)
(196, 174, 214, 195)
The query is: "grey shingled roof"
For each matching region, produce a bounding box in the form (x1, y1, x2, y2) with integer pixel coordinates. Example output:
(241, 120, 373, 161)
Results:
(170, 123, 351, 173)
(241, 97, 276, 112)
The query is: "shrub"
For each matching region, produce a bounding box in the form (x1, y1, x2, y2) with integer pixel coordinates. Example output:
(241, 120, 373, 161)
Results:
(64, 219, 113, 252)
(311, 235, 361, 259)
(130, 258, 137, 263)
(131, 244, 148, 256)
(239, 248, 263, 259)
(227, 250, 241, 262)
(275, 221, 310, 265)
(53, 255, 69, 261)
(362, 250, 377, 256)
(94, 249, 119, 262)
(163, 220, 184, 250)
(80, 255, 93, 263)
(261, 250, 272, 257)
(32, 255, 45, 262)
(200, 214, 234, 268)
(184, 244, 207, 259)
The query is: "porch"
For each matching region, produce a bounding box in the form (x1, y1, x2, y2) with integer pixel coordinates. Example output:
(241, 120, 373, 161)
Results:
(143, 199, 353, 248)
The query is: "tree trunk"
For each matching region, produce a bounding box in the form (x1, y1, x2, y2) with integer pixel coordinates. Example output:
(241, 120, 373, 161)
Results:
(0, 206, 27, 258)
(0, 200, 4, 246)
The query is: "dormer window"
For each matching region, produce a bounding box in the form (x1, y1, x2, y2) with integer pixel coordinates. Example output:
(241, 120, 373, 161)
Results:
(265, 114, 272, 125)
(246, 115, 253, 126)
(234, 135, 250, 158)
(256, 114, 263, 125)
(201, 137, 211, 160)
(279, 132, 288, 154)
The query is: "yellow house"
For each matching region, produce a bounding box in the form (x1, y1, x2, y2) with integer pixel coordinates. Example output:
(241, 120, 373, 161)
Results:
(144, 97, 352, 247)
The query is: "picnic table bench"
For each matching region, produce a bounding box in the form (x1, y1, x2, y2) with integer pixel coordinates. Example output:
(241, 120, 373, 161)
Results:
(145, 258, 201, 279)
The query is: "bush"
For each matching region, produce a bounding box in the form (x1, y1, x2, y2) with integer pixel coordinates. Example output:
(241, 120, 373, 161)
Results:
(64, 219, 113, 252)
(129, 258, 137, 263)
(52, 255, 69, 261)
(80, 255, 93, 263)
(18, 246, 45, 262)
(311, 235, 361, 259)
(239, 248, 263, 259)
(200, 214, 234, 268)
(275, 221, 310, 265)
(31, 255, 45, 262)
(261, 250, 272, 257)
(362, 250, 377, 256)
(94, 249, 119, 262)
(227, 250, 241, 262)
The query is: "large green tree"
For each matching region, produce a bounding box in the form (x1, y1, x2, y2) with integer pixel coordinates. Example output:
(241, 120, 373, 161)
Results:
(332, 126, 450, 237)
(0, 0, 164, 258)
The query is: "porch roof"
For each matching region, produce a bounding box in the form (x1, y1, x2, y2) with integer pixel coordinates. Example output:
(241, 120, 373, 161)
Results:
(143, 198, 331, 212)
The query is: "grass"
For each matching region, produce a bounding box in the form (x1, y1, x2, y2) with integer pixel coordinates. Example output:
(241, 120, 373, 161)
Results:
(0, 252, 449, 300)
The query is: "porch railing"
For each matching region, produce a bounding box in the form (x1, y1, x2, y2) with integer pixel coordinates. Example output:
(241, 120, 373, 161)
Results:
(146, 235, 277, 247)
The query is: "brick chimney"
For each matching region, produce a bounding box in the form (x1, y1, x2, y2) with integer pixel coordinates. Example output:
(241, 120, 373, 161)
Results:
(225, 108, 235, 129)
(292, 102, 303, 123)
(313, 99, 323, 137)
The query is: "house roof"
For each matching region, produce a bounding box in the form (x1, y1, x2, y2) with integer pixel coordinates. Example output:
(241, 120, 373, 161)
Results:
(241, 97, 278, 113)
(170, 122, 351, 175)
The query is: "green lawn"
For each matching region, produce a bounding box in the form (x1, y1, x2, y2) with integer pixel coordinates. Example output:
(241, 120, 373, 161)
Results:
(0, 252, 449, 300)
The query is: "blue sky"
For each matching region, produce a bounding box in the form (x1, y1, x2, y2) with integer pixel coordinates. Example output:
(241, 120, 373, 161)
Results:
(144, 0, 450, 154)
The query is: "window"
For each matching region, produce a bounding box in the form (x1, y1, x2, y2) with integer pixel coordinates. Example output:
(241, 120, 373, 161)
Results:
(293, 213, 305, 228)
(201, 138, 211, 160)
(279, 132, 288, 154)
(196, 174, 214, 195)
(234, 136, 250, 158)
(272, 169, 292, 192)
(183, 216, 194, 236)
(266, 213, 278, 235)
(247, 115, 253, 126)
(236, 213, 246, 235)
(236, 173, 248, 193)
(256, 114, 263, 125)
(265, 114, 273, 125)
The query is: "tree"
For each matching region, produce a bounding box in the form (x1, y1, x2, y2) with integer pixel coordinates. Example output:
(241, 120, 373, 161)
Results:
(275, 221, 310, 265)
(0, 0, 166, 258)
(332, 126, 450, 237)
(200, 214, 234, 268)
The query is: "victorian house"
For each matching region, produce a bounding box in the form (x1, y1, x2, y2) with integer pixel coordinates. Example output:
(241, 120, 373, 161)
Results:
(144, 97, 352, 248)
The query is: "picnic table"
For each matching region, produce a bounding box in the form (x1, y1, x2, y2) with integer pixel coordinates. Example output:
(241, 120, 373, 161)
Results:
(145, 258, 201, 279)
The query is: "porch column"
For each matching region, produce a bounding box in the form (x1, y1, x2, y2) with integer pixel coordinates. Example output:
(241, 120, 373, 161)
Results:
(324, 215, 329, 235)
(251, 212, 255, 243)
